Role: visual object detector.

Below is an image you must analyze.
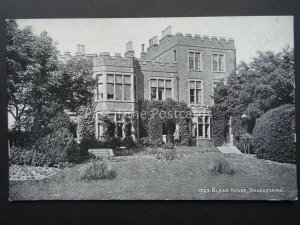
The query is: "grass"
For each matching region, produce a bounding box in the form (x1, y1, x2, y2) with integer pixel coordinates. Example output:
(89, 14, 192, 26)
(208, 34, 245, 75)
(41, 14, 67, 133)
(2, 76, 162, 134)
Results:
(9, 146, 297, 200)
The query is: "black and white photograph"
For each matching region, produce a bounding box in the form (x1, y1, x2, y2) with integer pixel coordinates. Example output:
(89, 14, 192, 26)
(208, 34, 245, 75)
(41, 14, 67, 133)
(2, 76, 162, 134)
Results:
(6, 16, 297, 200)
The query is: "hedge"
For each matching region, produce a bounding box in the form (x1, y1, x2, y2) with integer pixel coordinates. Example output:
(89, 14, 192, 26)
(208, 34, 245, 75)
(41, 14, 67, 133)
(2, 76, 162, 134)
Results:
(252, 104, 296, 163)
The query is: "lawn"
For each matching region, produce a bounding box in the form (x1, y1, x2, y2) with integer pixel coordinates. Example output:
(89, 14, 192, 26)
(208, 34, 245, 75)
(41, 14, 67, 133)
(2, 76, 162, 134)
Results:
(9, 147, 297, 200)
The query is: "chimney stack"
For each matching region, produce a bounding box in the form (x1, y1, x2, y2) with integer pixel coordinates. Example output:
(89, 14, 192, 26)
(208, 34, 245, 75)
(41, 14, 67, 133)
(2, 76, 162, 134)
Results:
(149, 36, 158, 48)
(124, 41, 134, 58)
(76, 44, 85, 55)
(140, 44, 146, 60)
(161, 26, 172, 39)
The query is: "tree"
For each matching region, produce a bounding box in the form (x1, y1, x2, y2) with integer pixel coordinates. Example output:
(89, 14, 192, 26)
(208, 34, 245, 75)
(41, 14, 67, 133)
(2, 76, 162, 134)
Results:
(7, 20, 96, 142)
(212, 48, 294, 148)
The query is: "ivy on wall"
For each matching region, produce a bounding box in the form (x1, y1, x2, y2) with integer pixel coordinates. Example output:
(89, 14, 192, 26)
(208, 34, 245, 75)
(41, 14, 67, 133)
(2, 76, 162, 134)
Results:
(211, 105, 230, 146)
(139, 98, 191, 145)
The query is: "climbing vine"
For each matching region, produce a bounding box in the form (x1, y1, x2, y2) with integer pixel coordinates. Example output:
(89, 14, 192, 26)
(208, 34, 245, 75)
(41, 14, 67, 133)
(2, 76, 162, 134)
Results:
(139, 98, 192, 146)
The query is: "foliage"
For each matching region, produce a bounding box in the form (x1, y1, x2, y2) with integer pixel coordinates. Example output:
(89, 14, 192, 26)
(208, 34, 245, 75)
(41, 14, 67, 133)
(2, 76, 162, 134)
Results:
(210, 157, 234, 175)
(155, 148, 183, 161)
(121, 136, 137, 149)
(64, 139, 81, 163)
(211, 103, 230, 146)
(9, 147, 32, 165)
(212, 48, 294, 149)
(162, 143, 175, 149)
(6, 19, 95, 145)
(252, 104, 296, 163)
(139, 98, 191, 145)
(32, 129, 71, 166)
(80, 159, 117, 181)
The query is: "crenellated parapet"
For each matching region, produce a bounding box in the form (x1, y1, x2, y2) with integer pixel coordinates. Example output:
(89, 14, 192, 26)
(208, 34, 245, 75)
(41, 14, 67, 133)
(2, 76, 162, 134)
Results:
(93, 52, 134, 67)
(146, 27, 235, 60)
(139, 59, 178, 72)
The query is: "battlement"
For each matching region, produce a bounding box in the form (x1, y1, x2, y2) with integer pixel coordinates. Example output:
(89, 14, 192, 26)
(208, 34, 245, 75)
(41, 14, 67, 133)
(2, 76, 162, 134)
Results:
(139, 59, 178, 72)
(165, 32, 234, 48)
(146, 26, 235, 60)
(94, 52, 133, 67)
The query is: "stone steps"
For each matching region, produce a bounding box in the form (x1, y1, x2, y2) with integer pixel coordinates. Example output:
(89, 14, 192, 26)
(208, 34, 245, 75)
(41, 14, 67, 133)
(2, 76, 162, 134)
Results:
(88, 148, 114, 157)
(217, 145, 242, 154)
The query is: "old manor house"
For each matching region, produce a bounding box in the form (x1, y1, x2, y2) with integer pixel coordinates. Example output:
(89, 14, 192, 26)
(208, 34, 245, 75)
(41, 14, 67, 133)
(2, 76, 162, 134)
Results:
(59, 26, 236, 146)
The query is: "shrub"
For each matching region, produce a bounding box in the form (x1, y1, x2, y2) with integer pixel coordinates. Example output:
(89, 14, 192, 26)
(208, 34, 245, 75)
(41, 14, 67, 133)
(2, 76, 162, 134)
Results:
(252, 104, 296, 163)
(64, 139, 81, 163)
(138, 137, 151, 147)
(9, 147, 32, 165)
(33, 129, 71, 166)
(31, 152, 45, 167)
(80, 159, 117, 180)
(162, 143, 175, 149)
(121, 136, 137, 149)
(210, 157, 234, 175)
(156, 148, 183, 161)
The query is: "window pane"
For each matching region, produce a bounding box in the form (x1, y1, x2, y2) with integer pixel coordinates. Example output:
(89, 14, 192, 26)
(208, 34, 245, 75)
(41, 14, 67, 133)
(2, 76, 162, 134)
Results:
(213, 54, 218, 71)
(190, 89, 195, 103)
(108, 114, 115, 122)
(125, 123, 132, 136)
(198, 124, 203, 138)
(124, 75, 131, 84)
(191, 124, 197, 137)
(196, 81, 201, 89)
(158, 79, 164, 87)
(195, 52, 201, 70)
(124, 84, 131, 100)
(97, 83, 103, 100)
(198, 116, 203, 123)
(115, 84, 123, 100)
(196, 89, 201, 104)
(189, 52, 194, 70)
(165, 88, 172, 99)
(116, 114, 123, 122)
(219, 54, 224, 71)
(117, 123, 123, 137)
(107, 74, 114, 83)
(165, 80, 172, 88)
(158, 88, 164, 100)
(115, 75, 122, 83)
(97, 74, 102, 83)
(190, 81, 195, 89)
(151, 87, 157, 100)
(205, 116, 209, 123)
(150, 79, 157, 87)
(107, 83, 114, 99)
(205, 124, 209, 138)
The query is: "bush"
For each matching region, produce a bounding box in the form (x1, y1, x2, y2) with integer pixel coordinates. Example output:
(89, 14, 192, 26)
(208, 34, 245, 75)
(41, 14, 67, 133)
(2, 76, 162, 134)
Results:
(156, 148, 183, 161)
(9, 147, 32, 165)
(31, 152, 45, 167)
(252, 104, 296, 163)
(162, 143, 175, 149)
(138, 137, 151, 147)
(80, 159, 117, 180)
(210, 157, 234, 175)
(121, 136, 137, 149)
(33, 129, 71, 166)
(64, 139, 81, 163)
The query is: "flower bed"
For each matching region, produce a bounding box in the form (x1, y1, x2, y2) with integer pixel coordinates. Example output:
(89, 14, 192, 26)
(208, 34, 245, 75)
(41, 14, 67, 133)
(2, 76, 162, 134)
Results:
(9, 164, 61, 181)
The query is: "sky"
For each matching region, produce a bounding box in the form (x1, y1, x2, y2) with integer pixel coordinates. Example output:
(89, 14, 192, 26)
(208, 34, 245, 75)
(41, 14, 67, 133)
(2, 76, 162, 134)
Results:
(16, 16, 294, 64)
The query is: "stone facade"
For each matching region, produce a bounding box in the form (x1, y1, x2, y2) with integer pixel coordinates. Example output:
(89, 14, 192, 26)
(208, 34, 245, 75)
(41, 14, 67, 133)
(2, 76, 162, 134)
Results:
(59, 26, 236, 145)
